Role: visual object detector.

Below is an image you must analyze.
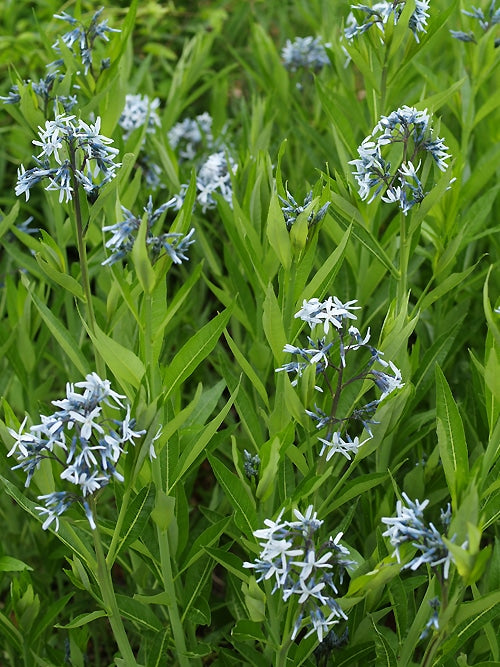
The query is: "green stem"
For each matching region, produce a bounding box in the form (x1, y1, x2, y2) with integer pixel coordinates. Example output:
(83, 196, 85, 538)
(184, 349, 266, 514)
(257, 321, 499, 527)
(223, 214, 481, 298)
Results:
(151, 461, 193, 667)
(277, 636, 293, 667)
(397, 211, 409, 313)
(92, 514, 138, 666)
(276, 602, 295, 667)
(421, 631, 442, 667)
(144, 293, 160, 401)
(421, 578, 450, 667)
(106, 486, 132, 567)
(69, 143, 106, 378)
(283, 260, 298, 336)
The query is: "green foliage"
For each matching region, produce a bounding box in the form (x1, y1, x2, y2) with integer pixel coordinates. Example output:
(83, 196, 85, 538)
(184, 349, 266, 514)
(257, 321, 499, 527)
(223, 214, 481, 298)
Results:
(0, 0, 499, 665)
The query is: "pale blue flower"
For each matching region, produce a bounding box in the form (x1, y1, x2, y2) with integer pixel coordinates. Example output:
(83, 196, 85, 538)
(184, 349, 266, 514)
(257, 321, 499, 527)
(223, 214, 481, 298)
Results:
(7, 373, 144, 531)
(345, 1, 430, 44)
(15, 114, 120, 203)
(278, 296, 402, 461)
(381, 493, 456, 579)
(350, 106, 452, 213)
(419, 597, 441, 640)
(168, 112, 214, 161)
(243, 449, 260, 480)
(244, 506, 352, 643)
(53, 7, 121, 75)
(119, 93, 161, 139)
(102, 195, 195, 266)
(281, 36, 331, 71)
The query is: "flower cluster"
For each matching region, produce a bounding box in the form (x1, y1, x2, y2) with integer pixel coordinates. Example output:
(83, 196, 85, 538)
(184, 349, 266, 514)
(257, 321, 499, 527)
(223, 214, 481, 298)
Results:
(450, 1, 500, 44)
(279, 189, 330, 231)
(52, 7, 120, 75)
(381, 493, 456, 579)
(119, 94, 161, 139)
(15, 113, 120, 204)
(168, 112, 215, 161)
(281, 36, 331, 72)
(174, 150, 237, 213)
(350, 106, 452, 214)
(419, 597, 440, 640)
(102, 195, 195, 266)
(7, 373, 144, 531)
(243, 449, 261, 480)
(345, 1, 430, 44)
(276, 297, 403, 461)
(0, 71, 78, 115)
(243, 506, 353, 643)
(165, 113, 235, 212)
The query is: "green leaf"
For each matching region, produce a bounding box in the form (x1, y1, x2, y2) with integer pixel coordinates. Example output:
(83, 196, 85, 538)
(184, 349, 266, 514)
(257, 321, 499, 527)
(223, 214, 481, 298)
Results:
(327, 193, 399, 278)
(439, 591, 500, 657)
(435, 364, 469, 504)
(171, 380, 238, 489)
(460, 143, 500, 206)
(256, 436, 281, 502)
(417, 263, 478, 313)
(224, 330, 269, 408)
(85, 319, 145, 390)
(267, 192, 291, 270)
(29, 289, 90, 378)
(116, 595, 163, 631)
(179, 516, 232, 574)
(151, 490, 176, 533)
(0, 556, 33, 572)
(231, 619, 266, 643)
(0, 202, 20, 240)
(181, 555, 214, 624)
(162, 307, 232, 400)
(372, 620, 397, 667)
(208, 455, 258, 537)
(113, 485, 155, 560)
(319, 473, 388, 515)
(0, 476, 96, 570)
(32, 593, 73, 642)
(204, 547, 247, 582)
(34, 254, 85, 300)
(414, 78, 465, 116)
(299, 224, 350, 303)
(133, 591, 171, 606)
(131, 210, 156, 294)
(412, 318, 464, 406)
(56, 610, 107, 629)
(156, 261, 203, 334)
(262, 283, 287, 361)
(0, 611, 23, 652)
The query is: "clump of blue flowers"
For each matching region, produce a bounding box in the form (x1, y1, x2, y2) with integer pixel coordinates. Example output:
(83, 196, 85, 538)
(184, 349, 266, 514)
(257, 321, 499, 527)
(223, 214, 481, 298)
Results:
(243, 506, 354, 643)
(281, 36, 331, 72)
(450, 1, 500, 45)
(381, 493, 456, 578)
(119, 93, 161, 139)
(381, 494, 463, 638)
(243, 449, 261, 481)
(173, 150, 237, 213)
(52, 7, 120, 76)
(168, 112, 215, 161)
(349, 105, 452, 214)
(345, 1, 431, 44)
(0, 71, 78, 116)
(165, 113, 236, 211)
(7, 373, 144, 531)
(15, 113, 121, 204)
(102, 195, 195, 266)
(276, 297, 403, 461)
(279, 189, 330, 231)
